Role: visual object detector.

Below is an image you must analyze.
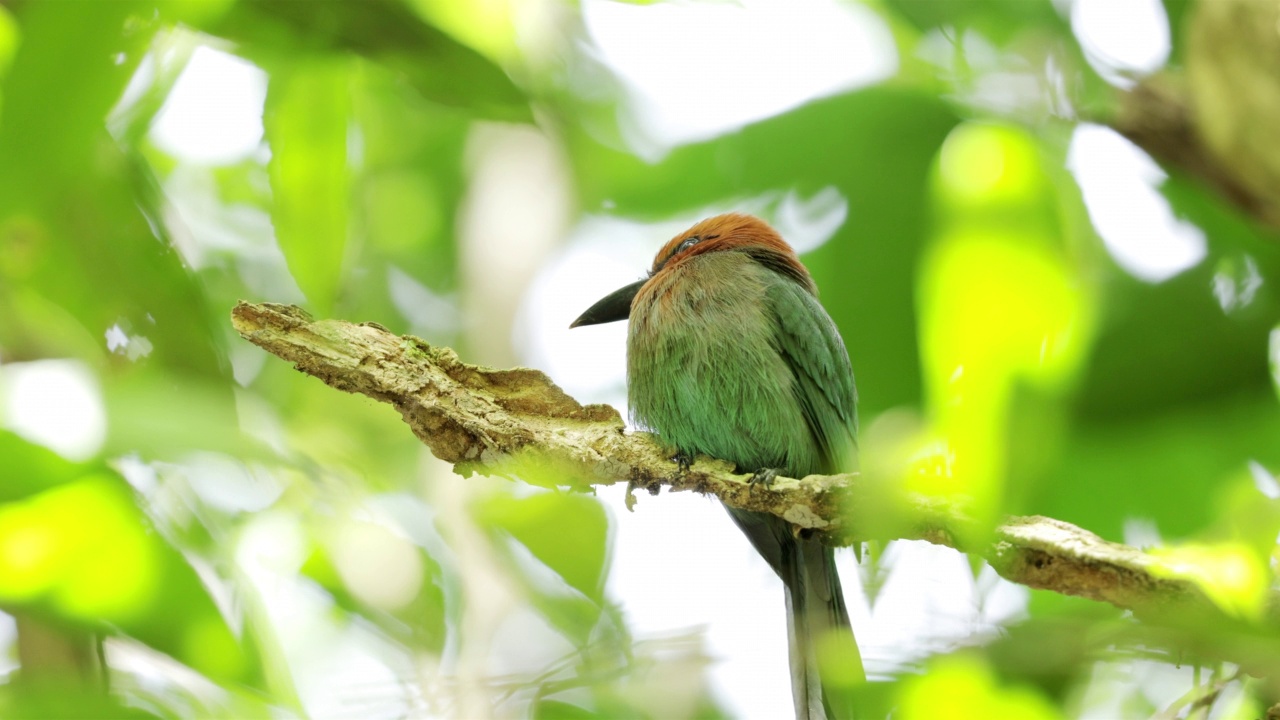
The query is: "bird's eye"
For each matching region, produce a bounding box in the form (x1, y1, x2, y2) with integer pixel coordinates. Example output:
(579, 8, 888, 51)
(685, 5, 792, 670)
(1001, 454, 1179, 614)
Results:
(678, 236, 701, 252)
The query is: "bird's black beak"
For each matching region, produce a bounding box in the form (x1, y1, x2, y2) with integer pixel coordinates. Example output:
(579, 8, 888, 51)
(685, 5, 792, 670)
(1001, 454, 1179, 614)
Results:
(569, 279, 645, 328)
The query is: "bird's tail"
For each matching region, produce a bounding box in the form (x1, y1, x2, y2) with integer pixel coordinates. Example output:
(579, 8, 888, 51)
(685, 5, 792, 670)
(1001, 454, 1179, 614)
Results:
(727, 508, 864, 720)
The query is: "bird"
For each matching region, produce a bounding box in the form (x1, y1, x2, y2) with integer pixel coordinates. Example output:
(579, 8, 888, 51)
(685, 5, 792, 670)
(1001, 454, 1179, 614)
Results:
(570, 213, 863, 719)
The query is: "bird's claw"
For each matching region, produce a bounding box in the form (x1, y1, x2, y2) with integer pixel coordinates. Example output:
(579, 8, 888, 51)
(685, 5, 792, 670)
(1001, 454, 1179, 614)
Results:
(748, 468, 780, 487)
(671, 450, 694, 473)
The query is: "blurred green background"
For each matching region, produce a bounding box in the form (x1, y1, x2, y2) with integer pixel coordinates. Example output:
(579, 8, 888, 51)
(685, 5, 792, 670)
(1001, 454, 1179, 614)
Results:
(1, 0, 1279, 717)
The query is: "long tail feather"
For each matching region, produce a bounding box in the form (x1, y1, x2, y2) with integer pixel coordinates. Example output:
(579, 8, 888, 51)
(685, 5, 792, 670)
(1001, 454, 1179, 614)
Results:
(726, 507, 864, 719)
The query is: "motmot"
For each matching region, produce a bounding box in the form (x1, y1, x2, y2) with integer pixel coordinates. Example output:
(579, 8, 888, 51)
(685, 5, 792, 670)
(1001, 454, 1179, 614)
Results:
(571, 213, 863, 719)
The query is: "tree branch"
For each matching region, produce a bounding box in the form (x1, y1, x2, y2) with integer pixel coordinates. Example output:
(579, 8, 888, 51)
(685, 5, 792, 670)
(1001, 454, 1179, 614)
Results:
(1109, 0, 1280, 230)
(230, 301, 1280, 637)
(1111, 77, 1273, 226)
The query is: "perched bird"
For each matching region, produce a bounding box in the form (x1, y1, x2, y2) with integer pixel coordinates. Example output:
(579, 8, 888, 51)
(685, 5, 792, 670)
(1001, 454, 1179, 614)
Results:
(571, 213, 863, 719)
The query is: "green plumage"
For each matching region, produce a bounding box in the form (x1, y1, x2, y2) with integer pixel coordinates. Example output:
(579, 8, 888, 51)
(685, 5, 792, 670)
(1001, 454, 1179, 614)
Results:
(629, 251, 856, 476)
(627, 249, 863, 719)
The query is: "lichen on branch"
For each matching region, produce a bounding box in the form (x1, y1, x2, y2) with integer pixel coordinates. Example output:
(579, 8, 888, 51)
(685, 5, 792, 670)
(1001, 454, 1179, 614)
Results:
(231, 301, 1280, 639)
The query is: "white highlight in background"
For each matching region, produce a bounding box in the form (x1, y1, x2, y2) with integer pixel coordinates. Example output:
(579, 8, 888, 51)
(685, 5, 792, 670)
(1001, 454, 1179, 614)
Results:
(150, 45, 267, 164)
(1071, 0, 1170, 86)
(583, 0, 898, 154)
(1067, 124, 1205, 282)
(1, 360, 106, 460)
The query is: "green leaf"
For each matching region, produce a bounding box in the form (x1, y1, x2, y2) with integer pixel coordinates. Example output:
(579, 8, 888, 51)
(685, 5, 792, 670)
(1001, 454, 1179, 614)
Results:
(0, 3, 227, 382)
(985, 611, 1114, 701)
(0, 473, 263, 688)
(265, 62, 352, 314)
(532, 699, 605, 720)
(883, 0, 1068, 45)
(1162, 0, 1193, 65)
(213, 0, 530, 120)
(299, 527, 448, 654)
(103, 372, 255, 460)
(912, 123, 1096, 526)
(1035, 171, 1280, 539)
(0, 683, 161, 720)
(0, 1, 146, 185)
(0, 5, 17, 80)
(475, 491, 611, 604)
(896, 653, 1063, 720)
(1071, 259, 1280, 421)
(0, 431, 89, 503)
(1036, 392, 1280, 540)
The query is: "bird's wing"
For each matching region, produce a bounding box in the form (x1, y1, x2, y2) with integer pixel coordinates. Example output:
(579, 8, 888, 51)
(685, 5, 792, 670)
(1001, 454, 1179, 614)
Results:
(766, 279, 859, 474)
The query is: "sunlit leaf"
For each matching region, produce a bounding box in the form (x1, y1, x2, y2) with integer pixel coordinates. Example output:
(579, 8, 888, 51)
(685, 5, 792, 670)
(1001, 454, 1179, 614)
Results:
(412, 0, 519, 64)
(0, 471, 262, 687)
(0, 4, 18, 79)
(917, 123, 1095, 527)
(264, 61, 351, 314)
(897, 654, 1062, 720)
(1213, 468, 1280, 554)
(1148, 541, 1270, 621)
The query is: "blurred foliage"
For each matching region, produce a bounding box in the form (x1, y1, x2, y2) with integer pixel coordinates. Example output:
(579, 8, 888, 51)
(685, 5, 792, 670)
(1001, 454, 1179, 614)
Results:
(0, 0, 1278, 718)
(0, 432, 260, 690)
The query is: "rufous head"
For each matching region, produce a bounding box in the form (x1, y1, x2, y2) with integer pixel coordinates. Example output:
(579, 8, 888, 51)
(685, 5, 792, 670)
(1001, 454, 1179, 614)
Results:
(646, 213, 812, 290)
(570, 213, 812, 328)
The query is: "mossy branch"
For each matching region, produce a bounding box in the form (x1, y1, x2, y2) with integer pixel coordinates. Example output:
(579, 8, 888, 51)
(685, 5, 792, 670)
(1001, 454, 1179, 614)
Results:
(231, 301, 1280, 652)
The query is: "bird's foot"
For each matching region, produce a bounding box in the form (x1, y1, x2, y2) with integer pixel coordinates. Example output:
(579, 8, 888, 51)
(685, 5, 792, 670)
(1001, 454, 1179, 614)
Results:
(671, 450, 694, 473)
(748, 467, 780, 487)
